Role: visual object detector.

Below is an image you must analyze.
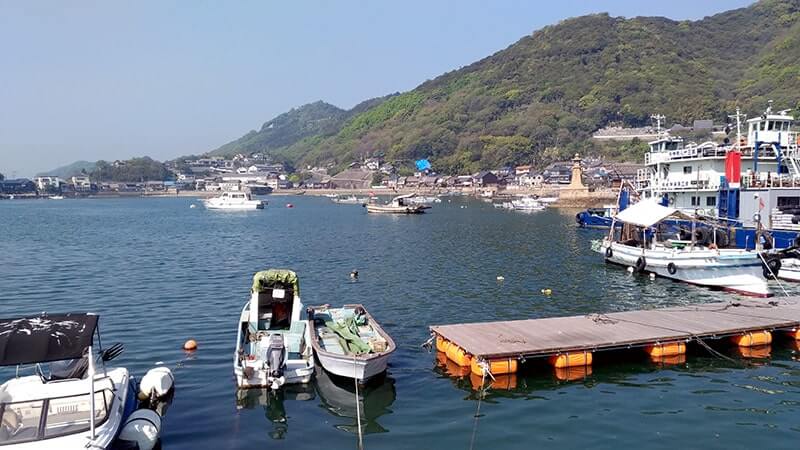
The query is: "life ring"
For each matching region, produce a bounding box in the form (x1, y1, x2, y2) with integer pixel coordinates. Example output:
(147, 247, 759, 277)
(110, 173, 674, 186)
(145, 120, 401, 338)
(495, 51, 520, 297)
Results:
(667, 262, 677, 275)
(762, 257, 781, 280)
(605, 247, 613, 258)
(635, 256, 647, 273)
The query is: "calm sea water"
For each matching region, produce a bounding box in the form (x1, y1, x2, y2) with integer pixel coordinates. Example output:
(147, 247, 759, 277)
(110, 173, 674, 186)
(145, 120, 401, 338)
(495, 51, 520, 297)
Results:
(2, 196, 800, 449)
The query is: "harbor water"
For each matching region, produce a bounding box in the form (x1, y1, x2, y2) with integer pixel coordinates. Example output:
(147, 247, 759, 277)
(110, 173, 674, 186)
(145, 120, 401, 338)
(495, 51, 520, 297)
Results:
(2, 196, 800, 449)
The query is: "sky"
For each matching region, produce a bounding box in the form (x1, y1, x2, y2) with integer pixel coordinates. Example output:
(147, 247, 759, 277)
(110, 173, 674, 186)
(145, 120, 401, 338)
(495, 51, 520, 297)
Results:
(0, 0, 752, 177)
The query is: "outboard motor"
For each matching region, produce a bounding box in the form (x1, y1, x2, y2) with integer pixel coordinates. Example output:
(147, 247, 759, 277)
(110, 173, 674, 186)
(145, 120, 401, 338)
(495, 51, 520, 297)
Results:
(265, 334, 286, 390)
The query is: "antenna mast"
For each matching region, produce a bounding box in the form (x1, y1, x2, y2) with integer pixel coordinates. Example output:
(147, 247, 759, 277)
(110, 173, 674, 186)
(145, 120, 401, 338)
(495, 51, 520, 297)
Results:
(651, 114, 666, 134)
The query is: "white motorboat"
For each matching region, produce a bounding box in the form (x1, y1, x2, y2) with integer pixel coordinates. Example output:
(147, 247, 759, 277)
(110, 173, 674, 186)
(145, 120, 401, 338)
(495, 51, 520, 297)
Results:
(331, 195, 367, 205)
(307, 305, 395, 383)
(0, 313, 173, 450)
(48, 195, 64, 200)
(406, 196, 441, 205)
(234, 270, 314, 390)
(511, 196, 545, 211)
(600, 200, 771, 297)
(537, 196, 559, 204)
(204, 191, 265, 210)
(366, 194, 426, 214)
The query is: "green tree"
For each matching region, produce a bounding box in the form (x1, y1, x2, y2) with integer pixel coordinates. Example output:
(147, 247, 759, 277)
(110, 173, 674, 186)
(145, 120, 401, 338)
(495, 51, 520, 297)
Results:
(371, 172, 384, 186)
(0, 172, 4, 181)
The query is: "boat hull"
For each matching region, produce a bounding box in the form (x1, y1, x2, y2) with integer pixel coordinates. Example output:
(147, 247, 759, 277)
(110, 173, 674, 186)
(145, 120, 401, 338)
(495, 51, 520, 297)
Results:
(313, 349, 391, 382)
(366, 205, 424, 214)
(601, 240, 771, 297)
(234, 361, 314, 388)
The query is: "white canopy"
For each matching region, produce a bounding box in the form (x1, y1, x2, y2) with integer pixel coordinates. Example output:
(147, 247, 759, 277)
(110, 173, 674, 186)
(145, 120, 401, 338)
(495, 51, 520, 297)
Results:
(614, 200, 692, 227)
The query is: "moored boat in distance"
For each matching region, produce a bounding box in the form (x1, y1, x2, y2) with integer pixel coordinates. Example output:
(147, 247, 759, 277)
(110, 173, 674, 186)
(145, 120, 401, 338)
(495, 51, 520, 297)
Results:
(204, 191, 265, 210)
(331, 195, 367, 205)
(600, 200, 772, 297)
(307, 304, 396, 383)
(366, 194, 426, 214)
(234, 269, 314, 390)
(511, 196, 546, 211)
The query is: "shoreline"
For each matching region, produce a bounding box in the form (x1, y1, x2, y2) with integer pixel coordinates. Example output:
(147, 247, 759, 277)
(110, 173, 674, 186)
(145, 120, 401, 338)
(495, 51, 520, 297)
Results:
(4, 186, 617, 208)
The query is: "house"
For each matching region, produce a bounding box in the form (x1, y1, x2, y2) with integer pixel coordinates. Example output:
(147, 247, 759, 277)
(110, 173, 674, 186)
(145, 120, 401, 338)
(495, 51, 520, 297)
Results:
(471, 171, 499, 187)
(516, 173, 542, 187)
(542, 163, 572, 184)
(330, 168, 373, 189)
(0, 178, 36, 194)
(33, 176, 62, 191)
(71, 176, 92, 191)
(302, 173, 331, 189)
(364, 158, 382, 171)
(515, 165, 532, 176)
(455, 175, 474, 187)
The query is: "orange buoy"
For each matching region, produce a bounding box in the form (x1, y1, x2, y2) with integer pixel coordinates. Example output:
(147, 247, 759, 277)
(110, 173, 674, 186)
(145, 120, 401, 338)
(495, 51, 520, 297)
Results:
(650, 354, 686, 365)
(645, 341, 686, 358)
(435, 335, 451, 353)
(736, 344, 771, 359)
(445, 344, 472, 367)
(183, 339, 198, 351)
(554, 365, 593, 381)
(549, 352, 592, 368)
(731, 330, 772, 347)
(470, 357, 517, 376)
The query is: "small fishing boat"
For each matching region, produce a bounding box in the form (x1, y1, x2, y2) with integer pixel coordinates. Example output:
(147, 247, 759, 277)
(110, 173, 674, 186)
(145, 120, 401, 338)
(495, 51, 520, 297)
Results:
(600, 200, 771, 297)
(0, 313, 173, 450)
(48, 195, 65, 200)
(204, 191, 265, 210)
(511, 196, 545, 211)
(307, 305, 395, 383)
(365, 194, 426, 214)
(234, 269, 314, 390)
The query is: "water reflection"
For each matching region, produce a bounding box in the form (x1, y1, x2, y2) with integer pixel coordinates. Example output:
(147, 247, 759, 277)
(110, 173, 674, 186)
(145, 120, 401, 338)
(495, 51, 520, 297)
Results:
(314, 368, 396, 434)
(235, 385, 315, 440)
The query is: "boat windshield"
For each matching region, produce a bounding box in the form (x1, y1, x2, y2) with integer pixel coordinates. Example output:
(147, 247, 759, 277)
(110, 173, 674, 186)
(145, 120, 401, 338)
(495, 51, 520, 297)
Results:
(0, 389, 111, 445)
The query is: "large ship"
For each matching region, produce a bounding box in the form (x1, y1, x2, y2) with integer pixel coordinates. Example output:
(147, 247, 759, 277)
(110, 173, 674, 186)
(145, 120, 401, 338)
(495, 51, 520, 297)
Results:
(633, 103, 800, 248)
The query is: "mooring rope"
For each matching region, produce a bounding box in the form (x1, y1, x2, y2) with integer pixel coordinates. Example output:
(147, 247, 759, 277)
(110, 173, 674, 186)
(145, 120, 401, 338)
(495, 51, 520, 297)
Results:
(354, 354, 364, 450)
(468, 365, 487, 450)
(758, 252, 791, 298)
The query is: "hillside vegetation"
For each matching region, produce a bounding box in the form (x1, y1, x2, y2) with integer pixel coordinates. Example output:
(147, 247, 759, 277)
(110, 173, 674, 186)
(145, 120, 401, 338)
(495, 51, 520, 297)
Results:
(212, 0, 800, 173)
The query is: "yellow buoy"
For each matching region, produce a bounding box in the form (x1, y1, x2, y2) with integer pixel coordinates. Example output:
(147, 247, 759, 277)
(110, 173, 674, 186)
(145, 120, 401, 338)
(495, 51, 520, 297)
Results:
(183, 339, 198, 351)
(731, 330, 772, 347)
(549, 352, 592, 368)
(541, 288, 552, 296)
(435, 335, 451, 353)
(470, 357, 517, 376)
(645, 341, 686, 358)
(445, 344, 472, 367)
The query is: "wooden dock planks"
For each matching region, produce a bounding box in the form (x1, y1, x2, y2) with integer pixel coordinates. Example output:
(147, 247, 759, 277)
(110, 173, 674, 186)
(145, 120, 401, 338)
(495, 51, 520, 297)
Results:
(430, 299, 800, 360)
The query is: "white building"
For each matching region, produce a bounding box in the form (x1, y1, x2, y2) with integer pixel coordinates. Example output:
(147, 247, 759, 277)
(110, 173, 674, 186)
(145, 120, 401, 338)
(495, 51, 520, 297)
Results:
(34, 176, 62, 191)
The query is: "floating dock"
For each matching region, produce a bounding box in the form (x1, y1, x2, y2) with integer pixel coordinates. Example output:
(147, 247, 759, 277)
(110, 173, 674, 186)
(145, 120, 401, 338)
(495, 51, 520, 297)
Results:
(431, 299, 800, 380)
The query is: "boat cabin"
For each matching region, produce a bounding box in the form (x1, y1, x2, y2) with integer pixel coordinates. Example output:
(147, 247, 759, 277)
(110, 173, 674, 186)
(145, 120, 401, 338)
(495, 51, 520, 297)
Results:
(747, 108, 794, 149)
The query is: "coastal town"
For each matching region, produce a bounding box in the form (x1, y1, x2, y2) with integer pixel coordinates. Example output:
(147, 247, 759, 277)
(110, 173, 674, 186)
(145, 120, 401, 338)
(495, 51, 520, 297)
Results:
(1, 152, 642, 200)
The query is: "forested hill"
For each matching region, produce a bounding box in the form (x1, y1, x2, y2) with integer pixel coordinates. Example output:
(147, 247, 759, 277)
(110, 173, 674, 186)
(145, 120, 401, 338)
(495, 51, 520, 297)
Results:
(211, 0, 800, 173)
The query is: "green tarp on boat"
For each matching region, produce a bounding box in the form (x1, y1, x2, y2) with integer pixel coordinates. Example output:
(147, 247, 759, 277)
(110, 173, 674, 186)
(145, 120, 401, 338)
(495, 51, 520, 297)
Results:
(251, 269, 300, 295)
(326, 315, 371, 355)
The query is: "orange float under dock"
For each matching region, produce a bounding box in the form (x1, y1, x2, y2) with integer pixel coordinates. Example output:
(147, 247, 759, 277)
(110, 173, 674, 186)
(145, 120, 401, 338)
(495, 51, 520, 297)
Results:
(431, 299, 800, 376)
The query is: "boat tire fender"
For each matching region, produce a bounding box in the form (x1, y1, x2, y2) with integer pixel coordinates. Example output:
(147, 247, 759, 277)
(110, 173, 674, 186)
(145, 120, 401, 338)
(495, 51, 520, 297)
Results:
(635, 256, 646, 273)
(605, 247, 613, 259)
(667, 262, 677, 275)
(763, 257, 781, 280)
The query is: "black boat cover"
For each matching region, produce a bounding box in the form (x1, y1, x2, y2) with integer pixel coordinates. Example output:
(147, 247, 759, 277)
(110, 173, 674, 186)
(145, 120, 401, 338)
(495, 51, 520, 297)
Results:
(0, 313, 98, 366)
